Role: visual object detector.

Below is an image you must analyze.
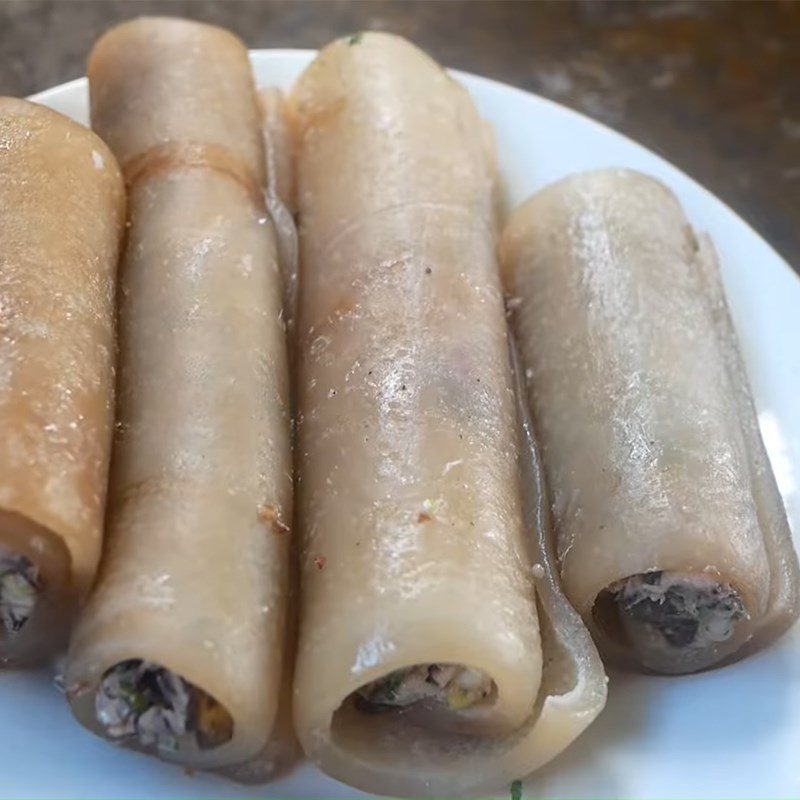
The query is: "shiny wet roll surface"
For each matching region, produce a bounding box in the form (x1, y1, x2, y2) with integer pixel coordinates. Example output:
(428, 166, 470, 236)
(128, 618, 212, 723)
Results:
(291, 32, 606, 796)
(0, 97, 124, 666)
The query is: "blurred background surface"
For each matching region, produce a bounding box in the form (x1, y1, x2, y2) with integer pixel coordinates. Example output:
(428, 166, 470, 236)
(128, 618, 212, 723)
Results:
(1, 0, 797, 272)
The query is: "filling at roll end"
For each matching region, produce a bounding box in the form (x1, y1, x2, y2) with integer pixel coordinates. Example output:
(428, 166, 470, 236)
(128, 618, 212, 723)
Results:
(96, 660, 233, 753)
(355, 663, 494, 713)
(0, 549, 40, 637)
(594, 571, 747, 672)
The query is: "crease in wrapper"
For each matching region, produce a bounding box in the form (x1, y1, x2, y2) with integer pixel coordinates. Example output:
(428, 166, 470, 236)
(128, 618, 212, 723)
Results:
(290, 33, 606, 797)
(258, 87, 299, 359)
(501, 168, 800, 675)
(692, 232, 800, 658)
(220, 86, 302, 784)
(0, 97, 124, 666)
(64, 17, 296, 776)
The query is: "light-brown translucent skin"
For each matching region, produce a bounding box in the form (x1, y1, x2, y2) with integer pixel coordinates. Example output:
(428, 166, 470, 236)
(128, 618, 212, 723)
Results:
(64, 18, 292, 771)
(291, 33, 605, 796)
(88, 18, 264, 177)
(502, 169, 800, 674)
(0, 98, 124, 665)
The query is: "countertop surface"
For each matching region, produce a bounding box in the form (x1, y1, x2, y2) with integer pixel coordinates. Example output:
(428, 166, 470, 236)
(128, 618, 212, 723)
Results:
(1, 0, 798, 273)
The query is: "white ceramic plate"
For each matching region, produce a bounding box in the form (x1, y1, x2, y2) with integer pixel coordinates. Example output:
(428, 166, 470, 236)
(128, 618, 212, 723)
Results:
(5, 50, 797, 800)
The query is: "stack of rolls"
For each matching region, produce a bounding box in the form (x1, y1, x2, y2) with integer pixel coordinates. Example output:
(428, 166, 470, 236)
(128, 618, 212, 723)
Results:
(0, 17, 795, 799)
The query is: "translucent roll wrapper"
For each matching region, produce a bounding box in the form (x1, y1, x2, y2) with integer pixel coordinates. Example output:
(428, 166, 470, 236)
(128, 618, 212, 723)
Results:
(290, 33, 606, 796)
(501, 169, 800, 675)
(64, 18, 294, 773)
(0, 98, 124, 665)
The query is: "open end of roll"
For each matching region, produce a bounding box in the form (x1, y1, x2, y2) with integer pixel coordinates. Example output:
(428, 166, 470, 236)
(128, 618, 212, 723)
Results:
(336, 662, 498, 738)
(96, 660, 234, 754)
(592, 570, 747, 673)
(323, 660, 524, 789)
(0, 548, 40, 638)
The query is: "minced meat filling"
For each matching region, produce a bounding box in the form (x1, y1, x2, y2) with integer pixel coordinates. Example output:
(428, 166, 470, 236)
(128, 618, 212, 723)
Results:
(356, 663, 494, 713)
(610, 571, 746, 652)
(96, 660, 233, 752)
(0, 549, 39, 637)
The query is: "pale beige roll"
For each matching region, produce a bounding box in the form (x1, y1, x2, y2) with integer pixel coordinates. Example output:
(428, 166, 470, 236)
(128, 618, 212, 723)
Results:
(0, 98, 124, 666)
(502, 168, 800, 675)
(291, 33, 606, 796)
(64, 18, 293, 773)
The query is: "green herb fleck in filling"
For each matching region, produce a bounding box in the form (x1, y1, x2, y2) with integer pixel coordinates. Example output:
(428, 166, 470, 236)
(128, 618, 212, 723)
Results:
(356, 663, 494, 713)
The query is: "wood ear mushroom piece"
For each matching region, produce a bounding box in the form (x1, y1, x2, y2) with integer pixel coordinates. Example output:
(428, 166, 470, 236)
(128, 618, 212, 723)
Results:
(502, 169, 800, 675)
(290, 33, 607, 797)
(0, 97, 124, 666)
(63, 17, 295, 776)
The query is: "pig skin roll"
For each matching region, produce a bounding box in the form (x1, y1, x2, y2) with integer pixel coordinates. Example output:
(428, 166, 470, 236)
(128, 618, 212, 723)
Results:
(0, 97, 124, 666)
(64, 18, 294, 773)
(290, 33, 606, 797)
(501, 169, 800, 675)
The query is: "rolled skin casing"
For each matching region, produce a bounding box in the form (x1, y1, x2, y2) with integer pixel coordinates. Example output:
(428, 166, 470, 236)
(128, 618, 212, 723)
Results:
(64, 18, 293, 772)
(291, 33, 606, 796)
(0, 98, 124, 665)
(502, 169, 800, 674)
